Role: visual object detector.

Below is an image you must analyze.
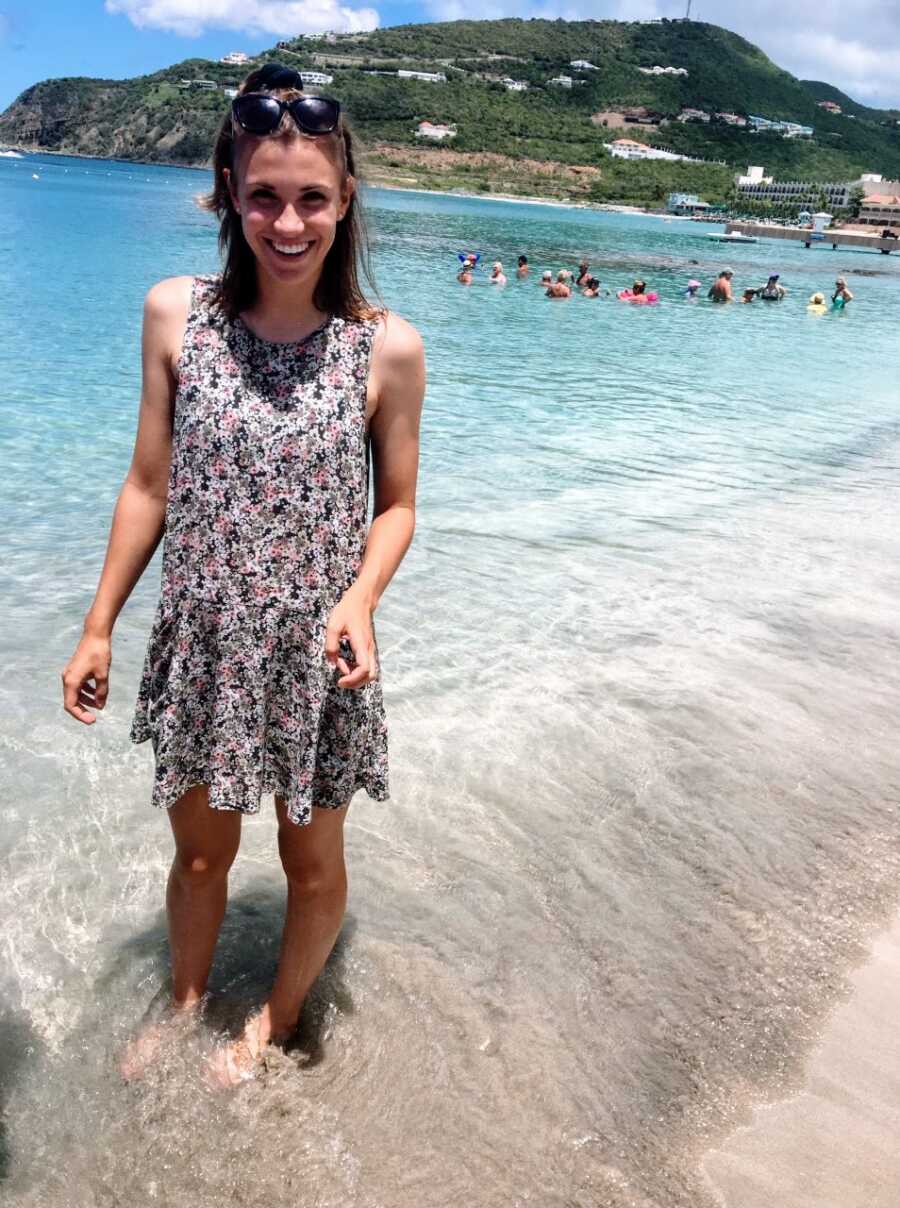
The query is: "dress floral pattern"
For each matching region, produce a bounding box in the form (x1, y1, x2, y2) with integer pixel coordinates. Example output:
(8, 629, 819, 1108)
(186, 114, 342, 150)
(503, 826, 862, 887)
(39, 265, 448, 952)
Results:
(129, 273, 389, 825)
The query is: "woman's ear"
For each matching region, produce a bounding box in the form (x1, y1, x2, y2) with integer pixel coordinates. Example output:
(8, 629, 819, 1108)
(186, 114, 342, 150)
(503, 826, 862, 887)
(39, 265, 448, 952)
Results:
(223, 166, 240, 215)
(338, 175, 356, 221)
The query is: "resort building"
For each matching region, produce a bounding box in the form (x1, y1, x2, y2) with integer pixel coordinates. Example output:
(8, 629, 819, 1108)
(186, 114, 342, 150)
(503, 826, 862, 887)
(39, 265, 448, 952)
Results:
(667, 192, 712, 215)
(549, 75, 574, 88)
(415, 121, 456, 141)
(300, 71, 334, 85)
(638, 65, 689, 75)
(398, 70, 447, 83)
(716, 112, 747, 126)
(737, 165, 773, 186)
(501, 78, 528, 91)
(678, 108, 710, 123)
(570, 60, 599, 70)
(221, 52, 250, 65)
(858, 194, 900, 227)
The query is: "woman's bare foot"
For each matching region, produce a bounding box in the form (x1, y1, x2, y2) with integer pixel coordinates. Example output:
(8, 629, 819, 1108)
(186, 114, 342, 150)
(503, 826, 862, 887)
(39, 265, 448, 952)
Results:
(202, 1005, 295, 1091)
(119, 1000, 202, 1082)
(202, 1010, 269, 1090)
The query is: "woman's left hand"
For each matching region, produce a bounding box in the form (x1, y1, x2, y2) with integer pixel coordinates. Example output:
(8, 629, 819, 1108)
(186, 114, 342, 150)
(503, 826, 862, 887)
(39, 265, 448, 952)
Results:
(324, 585, 379, 689)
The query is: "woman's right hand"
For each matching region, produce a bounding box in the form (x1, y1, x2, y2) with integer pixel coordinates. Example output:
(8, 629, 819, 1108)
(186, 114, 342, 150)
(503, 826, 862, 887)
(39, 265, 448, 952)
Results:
(62, 633, 112, 724)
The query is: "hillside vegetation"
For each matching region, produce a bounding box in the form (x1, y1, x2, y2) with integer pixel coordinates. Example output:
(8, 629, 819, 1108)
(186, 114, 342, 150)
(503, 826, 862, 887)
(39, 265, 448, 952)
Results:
(1, 18, 898, 206)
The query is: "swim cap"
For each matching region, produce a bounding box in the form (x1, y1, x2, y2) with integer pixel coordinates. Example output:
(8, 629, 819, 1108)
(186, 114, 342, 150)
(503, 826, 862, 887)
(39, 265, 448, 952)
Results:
(687, 279, 702, 288)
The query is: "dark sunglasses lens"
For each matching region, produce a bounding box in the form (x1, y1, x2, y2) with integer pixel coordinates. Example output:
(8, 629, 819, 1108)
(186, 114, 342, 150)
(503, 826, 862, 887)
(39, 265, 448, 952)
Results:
(233, 95, 283, 134)
(290, 96, 340, 133)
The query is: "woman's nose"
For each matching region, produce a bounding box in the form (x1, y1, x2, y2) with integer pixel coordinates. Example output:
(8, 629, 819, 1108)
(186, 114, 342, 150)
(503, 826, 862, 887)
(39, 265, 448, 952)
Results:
(273, 206, 305, 235)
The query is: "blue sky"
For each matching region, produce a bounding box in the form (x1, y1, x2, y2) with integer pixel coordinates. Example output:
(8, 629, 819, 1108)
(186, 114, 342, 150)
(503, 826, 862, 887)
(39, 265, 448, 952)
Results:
(1, 1, 899, 113)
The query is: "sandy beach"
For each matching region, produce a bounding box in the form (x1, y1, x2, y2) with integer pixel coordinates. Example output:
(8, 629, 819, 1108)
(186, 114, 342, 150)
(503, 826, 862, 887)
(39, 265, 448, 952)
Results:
(702, 910, 900, 1205)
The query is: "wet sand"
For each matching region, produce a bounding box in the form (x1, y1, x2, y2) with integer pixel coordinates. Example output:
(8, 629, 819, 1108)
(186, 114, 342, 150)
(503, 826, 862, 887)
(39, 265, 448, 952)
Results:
(701, 912, 900, 1207)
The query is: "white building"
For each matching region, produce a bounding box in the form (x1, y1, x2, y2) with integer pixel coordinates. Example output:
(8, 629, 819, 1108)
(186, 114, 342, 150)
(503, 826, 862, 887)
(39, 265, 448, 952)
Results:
(178, 79, 217, 90)
(549, 75, 574, 88)
(398, 70, 446, 83)
(717, 112, 747, 126)
(570, 60, 598, 70)
(415, 121, 456, 141)
(501, 78, 528, 92)
(606, 138, 694, 162)
(223, 88, 239, 99)
(221, 52, 250, 65)
(300, 71, 334, 85)
(678, 108, 710, 123)
(638, 65, 688, 76)
(737, 165, 773, 186)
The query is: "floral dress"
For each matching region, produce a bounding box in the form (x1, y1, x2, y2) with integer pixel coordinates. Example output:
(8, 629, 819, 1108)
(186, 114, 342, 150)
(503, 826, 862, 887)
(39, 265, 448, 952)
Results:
(129, 274, 390, 826)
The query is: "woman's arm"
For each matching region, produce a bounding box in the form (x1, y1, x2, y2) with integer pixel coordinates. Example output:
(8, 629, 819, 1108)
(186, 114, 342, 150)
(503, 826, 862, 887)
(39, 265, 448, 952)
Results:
(324, 310, 425, 688)
(61, 276, 191, 724)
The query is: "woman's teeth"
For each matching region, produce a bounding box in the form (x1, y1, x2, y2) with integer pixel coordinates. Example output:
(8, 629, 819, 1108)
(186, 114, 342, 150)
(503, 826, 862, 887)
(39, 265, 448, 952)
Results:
(271, 240, 311, 256)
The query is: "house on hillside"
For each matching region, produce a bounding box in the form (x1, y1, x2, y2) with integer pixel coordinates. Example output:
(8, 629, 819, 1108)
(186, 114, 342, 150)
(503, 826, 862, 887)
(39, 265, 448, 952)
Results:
(678, 108, 710, 123)
(501, 78, 528, 91)
(415, 121, 456, 141)
(221, 52, 250, 65)
(817, 100, 842, 114)
(300, 71, 334, 85)
(399, 70, 447, 83)
(178, 79, 217, 90)
(606, 138, 698, 162)
(716, 112, 747, 126)
(638, 65, 688, 76)
(570, 60, 598, 70)
(549, 75, 574, 88)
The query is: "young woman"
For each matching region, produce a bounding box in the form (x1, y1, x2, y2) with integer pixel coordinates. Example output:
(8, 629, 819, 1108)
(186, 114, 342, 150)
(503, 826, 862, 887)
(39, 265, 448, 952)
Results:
(60, 63, 425, 1088)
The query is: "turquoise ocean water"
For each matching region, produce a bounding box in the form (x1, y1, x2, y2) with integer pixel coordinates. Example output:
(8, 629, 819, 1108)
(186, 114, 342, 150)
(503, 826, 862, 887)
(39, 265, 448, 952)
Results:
(2, 151, 900, 1206)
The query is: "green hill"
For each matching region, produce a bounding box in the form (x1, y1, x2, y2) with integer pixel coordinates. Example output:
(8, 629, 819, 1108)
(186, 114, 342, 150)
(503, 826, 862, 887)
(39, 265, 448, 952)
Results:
(1, 18, 898, 206)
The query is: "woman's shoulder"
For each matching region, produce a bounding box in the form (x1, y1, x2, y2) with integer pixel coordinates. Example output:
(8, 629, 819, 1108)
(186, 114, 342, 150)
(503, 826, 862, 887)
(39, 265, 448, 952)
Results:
(143, 275, 195, 321)
(369, 308, 424, 361)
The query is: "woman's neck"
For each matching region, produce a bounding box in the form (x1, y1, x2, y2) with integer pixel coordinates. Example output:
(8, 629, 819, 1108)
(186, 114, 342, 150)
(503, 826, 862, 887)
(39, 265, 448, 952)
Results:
(241, 270, 329, 341)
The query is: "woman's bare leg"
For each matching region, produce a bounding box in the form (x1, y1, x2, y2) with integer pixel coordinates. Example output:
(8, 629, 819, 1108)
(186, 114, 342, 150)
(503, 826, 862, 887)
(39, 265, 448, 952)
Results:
(166, 783, 243, 1006)
(119, 784, 242, 1080)
(204, 796, 349, 1086)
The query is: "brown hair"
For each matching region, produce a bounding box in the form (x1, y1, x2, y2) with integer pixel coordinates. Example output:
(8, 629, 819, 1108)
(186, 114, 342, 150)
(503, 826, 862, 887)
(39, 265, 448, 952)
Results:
(198, 64, 380, 321)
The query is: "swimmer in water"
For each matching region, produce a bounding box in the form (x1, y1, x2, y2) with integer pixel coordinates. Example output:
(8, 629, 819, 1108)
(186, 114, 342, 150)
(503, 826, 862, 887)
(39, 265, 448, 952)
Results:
(740, 287, 757, 304)
(575, 261, 591, 287)
(516, 255, 529, 279)
(756, 273, 787, 301)
(807, 292, 828, 315)
(581, 276, 603, 297)
(490, 261, 507, 286)
(546, 270, 572, 299)
(831, 277, 853, 309)
(708, 268, 734, 303)
(617, 280, 658, 304)
(457, 257, 475, 285)
(683, 279, 702, 300)
(540, 270, 553, 288)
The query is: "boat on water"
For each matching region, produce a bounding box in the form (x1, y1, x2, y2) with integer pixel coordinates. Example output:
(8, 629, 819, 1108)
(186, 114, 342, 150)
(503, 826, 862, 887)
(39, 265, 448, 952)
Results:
(707, 231, 758, 244)
(0, 149, 24, 158)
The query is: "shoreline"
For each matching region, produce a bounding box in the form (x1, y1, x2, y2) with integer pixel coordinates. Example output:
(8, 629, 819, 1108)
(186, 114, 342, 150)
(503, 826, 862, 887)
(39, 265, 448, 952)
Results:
(700, 909, 900, 1207)
(3, 143, 719, 221)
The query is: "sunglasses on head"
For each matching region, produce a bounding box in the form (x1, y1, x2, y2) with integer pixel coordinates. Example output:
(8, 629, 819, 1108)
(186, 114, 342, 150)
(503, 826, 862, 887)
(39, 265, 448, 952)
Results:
(231, 91, 341, 137)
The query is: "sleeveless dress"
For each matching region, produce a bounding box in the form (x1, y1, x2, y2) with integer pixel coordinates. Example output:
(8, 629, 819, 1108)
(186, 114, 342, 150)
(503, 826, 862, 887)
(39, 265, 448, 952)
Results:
(129, 274, 390, 826)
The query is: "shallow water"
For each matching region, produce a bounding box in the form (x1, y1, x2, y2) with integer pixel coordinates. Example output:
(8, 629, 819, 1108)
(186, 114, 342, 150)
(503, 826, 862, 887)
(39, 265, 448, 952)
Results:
(1, 152, 900, 1206)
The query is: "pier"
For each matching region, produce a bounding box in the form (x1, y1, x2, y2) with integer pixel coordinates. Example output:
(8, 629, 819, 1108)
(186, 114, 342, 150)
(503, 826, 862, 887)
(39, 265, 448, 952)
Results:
(725, 222, 898, 254)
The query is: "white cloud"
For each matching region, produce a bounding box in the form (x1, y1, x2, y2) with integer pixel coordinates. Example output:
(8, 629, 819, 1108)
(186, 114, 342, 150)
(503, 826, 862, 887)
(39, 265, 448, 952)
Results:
(421, 0, 900, 108)
(105, 0, 379, 37)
